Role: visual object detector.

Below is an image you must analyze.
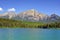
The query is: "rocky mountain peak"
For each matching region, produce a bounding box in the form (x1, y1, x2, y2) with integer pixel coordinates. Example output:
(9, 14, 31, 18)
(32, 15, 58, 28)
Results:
(0, 9, 60, 22)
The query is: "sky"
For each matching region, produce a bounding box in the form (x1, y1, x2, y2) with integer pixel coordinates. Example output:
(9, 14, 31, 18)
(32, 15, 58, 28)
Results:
(0, 0, 60, 16)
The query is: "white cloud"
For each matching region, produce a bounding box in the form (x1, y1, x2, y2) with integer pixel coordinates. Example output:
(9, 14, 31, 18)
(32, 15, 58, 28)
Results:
(0, 8, 3, 11)
(8, 8, 16, 11)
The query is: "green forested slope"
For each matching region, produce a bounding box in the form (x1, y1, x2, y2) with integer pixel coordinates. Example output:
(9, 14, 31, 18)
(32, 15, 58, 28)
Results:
(0, 18, 60, 28)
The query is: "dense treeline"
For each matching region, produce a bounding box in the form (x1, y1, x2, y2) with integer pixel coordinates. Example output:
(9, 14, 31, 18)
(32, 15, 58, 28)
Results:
(38, 22, 60, 28)
(0, 18, 60, 28)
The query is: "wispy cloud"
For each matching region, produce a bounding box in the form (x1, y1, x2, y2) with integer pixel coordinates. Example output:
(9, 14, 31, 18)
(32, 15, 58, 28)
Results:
(0, 7, 3, 11)
(8, 8, 16, 11)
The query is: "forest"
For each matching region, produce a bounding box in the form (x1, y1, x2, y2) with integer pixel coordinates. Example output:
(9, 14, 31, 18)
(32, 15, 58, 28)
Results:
(0, 18, 60, 28)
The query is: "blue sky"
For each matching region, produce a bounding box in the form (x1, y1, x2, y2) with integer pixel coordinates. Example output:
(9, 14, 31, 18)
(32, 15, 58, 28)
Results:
(0, 0, 60, 16)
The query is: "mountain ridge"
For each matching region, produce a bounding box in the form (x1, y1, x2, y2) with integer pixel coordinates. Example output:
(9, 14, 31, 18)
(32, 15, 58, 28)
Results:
(0, 9, 60, 22)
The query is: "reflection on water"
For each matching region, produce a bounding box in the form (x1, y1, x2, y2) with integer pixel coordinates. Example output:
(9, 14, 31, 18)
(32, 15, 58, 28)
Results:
(0, 28, 60, 40)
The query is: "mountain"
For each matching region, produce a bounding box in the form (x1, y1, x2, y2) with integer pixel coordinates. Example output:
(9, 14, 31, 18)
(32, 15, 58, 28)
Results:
(0, 11, 16, 19)
(50, 14, 60, 20)
(0, 9, 60, 22)
(49, 14, 60, 22)
(14, 9, 48, 21)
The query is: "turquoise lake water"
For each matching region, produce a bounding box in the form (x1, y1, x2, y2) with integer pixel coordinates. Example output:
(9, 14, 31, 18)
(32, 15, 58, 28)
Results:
(0, 28, 60, 40)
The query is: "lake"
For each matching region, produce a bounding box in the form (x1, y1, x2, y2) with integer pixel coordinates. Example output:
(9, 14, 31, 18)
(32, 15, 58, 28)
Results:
(0, 28, 60, 40)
